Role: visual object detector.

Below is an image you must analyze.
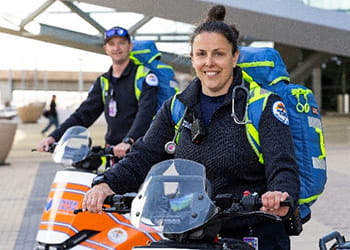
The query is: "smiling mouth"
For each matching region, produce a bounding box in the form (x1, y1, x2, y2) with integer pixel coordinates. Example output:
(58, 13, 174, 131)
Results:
(205, 71, 219, 76)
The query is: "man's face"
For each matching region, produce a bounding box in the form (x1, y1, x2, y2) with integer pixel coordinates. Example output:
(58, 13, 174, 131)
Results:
(103, 36, 132, 65)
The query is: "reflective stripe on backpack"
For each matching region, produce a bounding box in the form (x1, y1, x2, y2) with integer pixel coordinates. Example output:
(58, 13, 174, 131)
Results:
(243, 72, 272, 165)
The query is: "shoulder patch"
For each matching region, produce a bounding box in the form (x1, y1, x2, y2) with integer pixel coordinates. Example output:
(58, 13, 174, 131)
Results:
(145, 73, 159, 86)
(272, 101, 289, 125)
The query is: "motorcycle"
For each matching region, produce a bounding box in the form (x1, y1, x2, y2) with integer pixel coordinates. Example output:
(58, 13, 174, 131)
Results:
(98, 158, 292, 250)
(34, 126, 161, 250)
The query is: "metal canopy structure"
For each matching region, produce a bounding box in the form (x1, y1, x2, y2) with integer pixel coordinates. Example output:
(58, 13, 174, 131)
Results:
(0, 0, 350, 79)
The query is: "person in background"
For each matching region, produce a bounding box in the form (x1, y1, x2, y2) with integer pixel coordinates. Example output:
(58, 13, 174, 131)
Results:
(36, 26, 159, 159)
(82, 5, 299, 250)
(41, 94, 59, 135)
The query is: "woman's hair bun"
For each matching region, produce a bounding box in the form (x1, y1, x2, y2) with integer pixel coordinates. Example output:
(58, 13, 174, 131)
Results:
(206, 5, 226, 22)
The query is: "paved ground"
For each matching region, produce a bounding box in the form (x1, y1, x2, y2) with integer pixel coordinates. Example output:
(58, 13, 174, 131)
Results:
(0, 114, 350, 250)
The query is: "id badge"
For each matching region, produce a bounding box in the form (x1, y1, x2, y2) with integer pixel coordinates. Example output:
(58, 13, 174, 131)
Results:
(108, 99, 117, 117)
(243, 237, 258, 250)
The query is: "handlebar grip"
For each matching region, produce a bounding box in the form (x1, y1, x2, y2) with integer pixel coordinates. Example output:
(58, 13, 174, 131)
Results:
(280, 198, 293, 207)
(241, 193, 294, 212)
(104, 146, 114, 155)
(257, 196, 293, 208)
(73, 209, 82, 214)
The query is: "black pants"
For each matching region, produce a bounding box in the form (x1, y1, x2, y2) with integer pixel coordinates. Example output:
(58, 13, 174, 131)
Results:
(220, 221, 290, 250)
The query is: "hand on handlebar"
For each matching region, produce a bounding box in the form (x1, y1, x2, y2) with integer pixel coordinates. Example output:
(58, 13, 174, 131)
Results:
(36, 136, 56, 152)
(260, 191, 290, 217)
(113, 142, 131, 158)
(82, 183, 115, 214)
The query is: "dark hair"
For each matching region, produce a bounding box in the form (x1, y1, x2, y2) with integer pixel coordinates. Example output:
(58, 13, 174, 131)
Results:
(190, 5, 239, 55)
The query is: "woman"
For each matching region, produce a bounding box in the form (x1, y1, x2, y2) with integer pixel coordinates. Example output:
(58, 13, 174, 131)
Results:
(83, 5, 299, 250)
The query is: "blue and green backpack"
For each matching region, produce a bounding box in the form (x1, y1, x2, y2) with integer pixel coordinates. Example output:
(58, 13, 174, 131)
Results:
(130, 40, 179, 111)
(101, 40, 179, 111)
(171, 46, 327, 223)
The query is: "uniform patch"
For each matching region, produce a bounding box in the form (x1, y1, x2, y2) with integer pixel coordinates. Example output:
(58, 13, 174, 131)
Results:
(272, 101, 289, 125)
(145, 73, 159, 86)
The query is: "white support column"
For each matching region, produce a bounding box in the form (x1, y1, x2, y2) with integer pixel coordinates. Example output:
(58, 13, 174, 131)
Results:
(344, 93, 349, 114)
(312, 67, 322, 111)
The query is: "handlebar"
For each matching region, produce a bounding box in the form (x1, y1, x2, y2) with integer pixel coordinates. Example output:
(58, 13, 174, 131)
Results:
(73, 192, 137, 215)
(319, 231, 349, 250)
(32, 143, 114, 171)
(73, 191, 292, 221)
(71, 145, 114, 171)
(31, 143, 57, 153)
(214, 191, 293, 222)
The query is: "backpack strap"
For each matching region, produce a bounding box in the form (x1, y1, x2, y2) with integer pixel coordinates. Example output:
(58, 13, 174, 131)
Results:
(170, 93, 187, 144)
(100, 76, 110, 104)
(243, 71, 272, 164)
(134, 64, 151, 101)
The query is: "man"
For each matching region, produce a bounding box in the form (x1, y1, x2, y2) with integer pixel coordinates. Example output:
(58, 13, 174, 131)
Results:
(36, 26, 159, 158)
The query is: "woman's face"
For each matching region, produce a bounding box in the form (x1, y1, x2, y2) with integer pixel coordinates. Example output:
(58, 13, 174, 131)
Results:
(191, 32, 239, 96)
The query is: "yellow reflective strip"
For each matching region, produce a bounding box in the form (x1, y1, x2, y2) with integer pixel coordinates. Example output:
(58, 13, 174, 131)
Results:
(148, 52, 162, 63)
(134, 87, 141, 100)
(248, 92, 270, 104)
(269, 76, 290, 85)
(100, 77, 109, 104)
(299, 193, 322, 205)
(100, 156, 107, 168)
(129, 55, 142, 65)
(246, 123, 260, 148)
(157, 64, 173, 70)
(134, 66, 148, 100)
(246, 123, 264, 164)
(131, 49, 151, 55)
(249, 80, 260, 89)
(242, 70, 254, 83)
(315, 127, 326, 159)
(238, 61, 275, 68)
(246, 84, 271, 165)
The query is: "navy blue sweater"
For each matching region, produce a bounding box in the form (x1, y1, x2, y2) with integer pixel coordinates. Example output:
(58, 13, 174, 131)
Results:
(105, 67, 299, 229)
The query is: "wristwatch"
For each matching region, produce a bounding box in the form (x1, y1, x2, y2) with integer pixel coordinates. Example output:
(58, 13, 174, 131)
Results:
(91, 174, 106, 187)
(122, 137, 134, 145)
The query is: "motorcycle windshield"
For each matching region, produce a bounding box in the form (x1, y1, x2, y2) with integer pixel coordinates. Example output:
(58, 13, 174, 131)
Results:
(52, 126, 90, 165)
(131, 159, 217, 234)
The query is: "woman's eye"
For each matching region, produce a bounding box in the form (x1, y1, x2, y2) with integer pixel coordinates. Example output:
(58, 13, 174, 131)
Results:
(195, 52, 206, 57)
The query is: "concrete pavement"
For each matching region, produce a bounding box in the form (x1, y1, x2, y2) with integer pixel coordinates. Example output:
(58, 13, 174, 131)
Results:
(0, 114, 350, 250)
